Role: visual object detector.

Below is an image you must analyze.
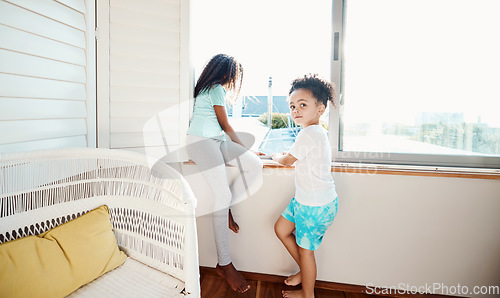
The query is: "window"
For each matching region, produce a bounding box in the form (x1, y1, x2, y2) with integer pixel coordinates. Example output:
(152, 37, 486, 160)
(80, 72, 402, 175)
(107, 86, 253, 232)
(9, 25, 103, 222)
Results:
(332, 0, 500, 168)
(191, 0, 332, 154)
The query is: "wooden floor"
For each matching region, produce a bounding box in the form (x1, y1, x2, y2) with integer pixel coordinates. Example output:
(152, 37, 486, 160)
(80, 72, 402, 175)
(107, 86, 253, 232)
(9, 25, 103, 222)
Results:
(200, 267, 454, 298)
(200, 267, 387, 298)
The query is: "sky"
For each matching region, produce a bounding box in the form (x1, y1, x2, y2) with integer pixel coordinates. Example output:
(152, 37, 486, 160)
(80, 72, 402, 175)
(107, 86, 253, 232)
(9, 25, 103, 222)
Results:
(191, 0, 500, 128)
(343, 0, 500, 126)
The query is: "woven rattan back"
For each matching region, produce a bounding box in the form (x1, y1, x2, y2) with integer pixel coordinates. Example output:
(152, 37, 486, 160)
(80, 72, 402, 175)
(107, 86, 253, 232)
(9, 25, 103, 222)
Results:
(0, 148, 199, 293)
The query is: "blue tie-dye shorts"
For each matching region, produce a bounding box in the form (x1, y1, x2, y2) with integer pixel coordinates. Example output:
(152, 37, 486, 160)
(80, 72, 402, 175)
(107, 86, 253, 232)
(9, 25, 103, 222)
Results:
(281, 197, 338, 251)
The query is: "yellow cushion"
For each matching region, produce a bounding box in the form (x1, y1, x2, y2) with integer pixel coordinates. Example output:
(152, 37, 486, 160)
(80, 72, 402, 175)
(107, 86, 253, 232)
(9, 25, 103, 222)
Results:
(0, 205, 127, 298)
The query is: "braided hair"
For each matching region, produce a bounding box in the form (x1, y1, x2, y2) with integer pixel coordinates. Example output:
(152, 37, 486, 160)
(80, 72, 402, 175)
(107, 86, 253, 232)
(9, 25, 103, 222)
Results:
(289, 73, 336, 108)
(194, 54, 243, 103)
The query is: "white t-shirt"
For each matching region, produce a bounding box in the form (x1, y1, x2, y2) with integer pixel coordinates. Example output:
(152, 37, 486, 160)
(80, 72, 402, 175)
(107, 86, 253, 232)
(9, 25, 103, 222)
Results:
(289, 125, 337, 206)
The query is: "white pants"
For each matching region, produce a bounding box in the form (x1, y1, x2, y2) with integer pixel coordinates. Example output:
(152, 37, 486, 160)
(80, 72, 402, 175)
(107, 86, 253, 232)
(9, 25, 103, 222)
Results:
(186, 134, 263, 265)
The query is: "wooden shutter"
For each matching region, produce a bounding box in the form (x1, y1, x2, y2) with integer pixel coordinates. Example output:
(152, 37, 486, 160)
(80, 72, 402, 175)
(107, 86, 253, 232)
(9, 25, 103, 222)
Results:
(0, 0, 96, 153)
(97, 0, 191, 162)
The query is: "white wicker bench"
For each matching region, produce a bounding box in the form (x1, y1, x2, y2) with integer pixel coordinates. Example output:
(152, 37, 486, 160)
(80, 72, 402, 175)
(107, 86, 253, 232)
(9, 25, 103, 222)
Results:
(0, 148, 200, 297)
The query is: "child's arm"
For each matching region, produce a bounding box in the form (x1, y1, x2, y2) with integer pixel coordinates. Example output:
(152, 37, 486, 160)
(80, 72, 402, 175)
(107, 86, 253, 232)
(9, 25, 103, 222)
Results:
(271, 152, 297, 166)
(214, 105, 246, 147)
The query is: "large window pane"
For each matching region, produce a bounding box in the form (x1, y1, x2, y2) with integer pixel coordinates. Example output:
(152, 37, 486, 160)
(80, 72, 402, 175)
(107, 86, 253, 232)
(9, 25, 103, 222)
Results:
(342, 0, 500, 160)
(192, 0, 331, 153)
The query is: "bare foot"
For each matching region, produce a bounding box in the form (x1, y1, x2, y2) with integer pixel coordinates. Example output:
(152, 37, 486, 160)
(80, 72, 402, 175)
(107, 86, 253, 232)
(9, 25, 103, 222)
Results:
(282, 289, 304, 297)
(228, 209, 239, 233)
(284, 272, 302, 286)
(216, 263, 250, 293)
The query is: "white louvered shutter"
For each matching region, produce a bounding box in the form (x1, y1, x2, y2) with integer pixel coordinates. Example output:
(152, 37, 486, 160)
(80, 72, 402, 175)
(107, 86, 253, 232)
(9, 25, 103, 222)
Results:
(0, 0, 96, 153)
(97, 0, 191, 162)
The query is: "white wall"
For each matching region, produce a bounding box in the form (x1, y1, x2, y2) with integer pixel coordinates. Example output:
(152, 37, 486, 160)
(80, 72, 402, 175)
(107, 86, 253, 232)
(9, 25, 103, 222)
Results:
(173, 164, 500, 297)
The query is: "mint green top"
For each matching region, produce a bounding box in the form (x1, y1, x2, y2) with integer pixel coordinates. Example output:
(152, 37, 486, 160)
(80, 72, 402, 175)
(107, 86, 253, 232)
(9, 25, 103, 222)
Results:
(187, 84, 227, 138)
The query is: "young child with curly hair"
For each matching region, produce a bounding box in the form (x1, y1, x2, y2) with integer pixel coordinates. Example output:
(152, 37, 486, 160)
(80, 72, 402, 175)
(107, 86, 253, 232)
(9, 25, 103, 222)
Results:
(272, 74, 339, 298)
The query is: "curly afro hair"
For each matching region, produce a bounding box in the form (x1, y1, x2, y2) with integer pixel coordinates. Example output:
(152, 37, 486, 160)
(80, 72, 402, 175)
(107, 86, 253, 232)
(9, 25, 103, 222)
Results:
(289, 74, 336, 108)
(194, 54, 243, 103)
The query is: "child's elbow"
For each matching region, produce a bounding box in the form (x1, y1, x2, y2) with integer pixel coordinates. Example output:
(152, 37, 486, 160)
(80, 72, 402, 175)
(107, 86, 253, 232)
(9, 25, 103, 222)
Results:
(283, 158, 295, 166)
(219, 122, 229, 131)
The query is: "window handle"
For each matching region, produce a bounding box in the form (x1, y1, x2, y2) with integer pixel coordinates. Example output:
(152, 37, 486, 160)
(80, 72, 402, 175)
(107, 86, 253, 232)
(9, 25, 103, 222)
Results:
(333, 32, 340, 61)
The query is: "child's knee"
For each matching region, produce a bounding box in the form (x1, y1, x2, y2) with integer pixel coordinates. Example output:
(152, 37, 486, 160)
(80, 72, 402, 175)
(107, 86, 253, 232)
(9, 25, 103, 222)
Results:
(255, 156, 263, 169)
(274, 220, 285, 239)
(274, 220, 280, 237)
(247, 158, 263, 176)
(246, 152, 263, 171)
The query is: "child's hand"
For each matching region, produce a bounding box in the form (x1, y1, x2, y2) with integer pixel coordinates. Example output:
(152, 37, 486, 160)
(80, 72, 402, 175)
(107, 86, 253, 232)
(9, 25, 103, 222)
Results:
(253, 151, 266, 156)
(271, 152, 297, 166)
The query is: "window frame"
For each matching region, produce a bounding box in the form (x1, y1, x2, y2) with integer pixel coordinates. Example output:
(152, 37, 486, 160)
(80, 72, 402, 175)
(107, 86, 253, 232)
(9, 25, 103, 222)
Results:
(329, 0, 500, 169)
